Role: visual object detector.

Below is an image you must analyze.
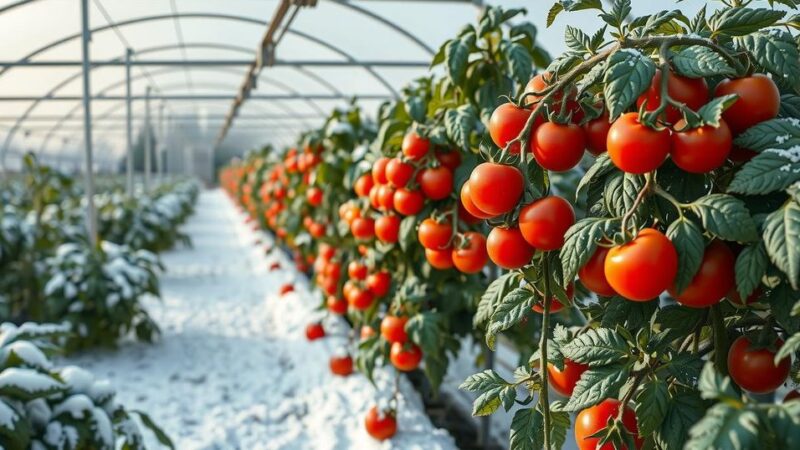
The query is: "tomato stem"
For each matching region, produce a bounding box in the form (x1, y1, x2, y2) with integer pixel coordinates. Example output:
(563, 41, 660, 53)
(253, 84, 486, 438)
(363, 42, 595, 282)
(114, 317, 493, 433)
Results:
(539, 257, 553, 449)
(711, 304, 730, 375)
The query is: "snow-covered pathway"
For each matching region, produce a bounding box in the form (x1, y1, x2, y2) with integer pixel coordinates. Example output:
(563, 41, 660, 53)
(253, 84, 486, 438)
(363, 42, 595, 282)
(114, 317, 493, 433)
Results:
(66, 189, 457, 450)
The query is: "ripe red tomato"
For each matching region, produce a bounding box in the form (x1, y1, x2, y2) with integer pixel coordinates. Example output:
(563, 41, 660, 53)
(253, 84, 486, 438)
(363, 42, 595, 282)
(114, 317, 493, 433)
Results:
(458, 202, 482, 225)
(605, 228, 678, 301)
(532, 283, 574, 313)
(306, 187, 323, 206)
(548, 358, 588, 397)
(360, 325, 376, 340)
(715, 74, 780, 134)
(418, 166, 453, 200)
(366, 271, 391, 297)
(390, 342, 423, 371)
(468, 163, 524, 216)
(372, 157, 390, 184)
(375, 214, 401, 243)
(351, 217, 375, 240)
(669, 240, 735, 308)
(269, 262, 281, 272)
(575, 399, 642, 450)
(607, 113, 671, 174)
(486, 227, 535, 269)
(418, 218, 453, 250)
(380, 315, 408, 344)
(436, 150, 461, 170)
(452, 232, 489, 274)
(377, 185, 396, 211)
(670, 119, 732, 173)
(518, 196, 575, 251)
(369, 185, 381, 209)
(728, 286, 762, 307)
(579, 246, 617, 297)
(584, 113, 611, 155)
(349, 287, 375, 310)
(280, 284, 294, 296)
(348, 261, 368, 280)
(329, 355, 353, 376)
(324, 261, 341, 280)
(393, 188, 424, 216)
(327, 296, 347, 315)
(319, 244, 335, 261)
(402, 131, 430, 160)
(308, 222, 326, 238)
(386, 158, 415, 188)
(637, 70, 709, 124)
(489, 102, 532, 153)
(364, 406, 397, 441)
(728, 336, 790, 394)
(305, 322, 325, 341)
(532, 122, 586, 172)
(354, 173, 374, 198)
(425, 248, 454, 269)
(460, 181, 494, 219)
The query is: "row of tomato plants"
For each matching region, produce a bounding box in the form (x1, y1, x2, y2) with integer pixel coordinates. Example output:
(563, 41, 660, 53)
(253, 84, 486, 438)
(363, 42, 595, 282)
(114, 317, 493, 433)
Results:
(222, 2, 800, 448)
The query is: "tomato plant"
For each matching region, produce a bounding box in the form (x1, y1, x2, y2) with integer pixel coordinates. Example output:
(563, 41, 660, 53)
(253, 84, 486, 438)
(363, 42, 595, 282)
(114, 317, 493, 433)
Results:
(222, 1, 800, 447)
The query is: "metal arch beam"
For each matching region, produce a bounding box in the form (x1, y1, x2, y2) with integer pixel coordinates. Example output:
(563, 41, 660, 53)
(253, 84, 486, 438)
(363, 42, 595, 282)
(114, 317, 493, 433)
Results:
(0, 12, 399, 96)
(34, 66, 327, 154)
(325, 0, 434, 56)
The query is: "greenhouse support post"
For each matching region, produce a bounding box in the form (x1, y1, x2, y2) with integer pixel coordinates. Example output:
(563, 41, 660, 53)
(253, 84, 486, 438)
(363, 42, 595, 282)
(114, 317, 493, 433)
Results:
(125, 48, 133, 195)
(157, 101, 165, 180)
(144, 85, 152, 190)
(80, 0, 98, 246)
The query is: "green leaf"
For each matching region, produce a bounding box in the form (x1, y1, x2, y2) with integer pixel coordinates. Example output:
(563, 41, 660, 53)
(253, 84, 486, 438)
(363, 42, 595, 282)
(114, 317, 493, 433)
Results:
(560, 218, 616, 285)
(776, 332, 800, 363)
(599, 0, 632, 29)
(445, 35, 470, 85)
(780, 94, 800, 118)
(638, 10, 684, 36)
(576, 153, 615, 199)
(475, 272, 519, 327)
(565, 25, 590, 52)
(509, 407, 544, 450)
(550, 408, 571, 450)
(635, 380, 669, 436)
(655, 388, 706, 450)
(768, 283, 800, 334)
(546, 2, 564, 27)
(603, 172, 645, 217)
(486, 287, 536, 349)
(472, 384, 516, 416)
(665, 352, 705, 386)
(444, 104, 476, 150)
(709, 7, 785, 37)
(690, 194, 758, 243)
(566, 364, 630, 411)
(560, 328, 631, 366)
(600, 297, 658, 330)
(697, 362, 738, 400)
(740, 30, 800, 88)
(603, 49, 657, 120)
(686, 403, 760, 450)
(667, 218, 705, 295)
(504, 42, 534, 86)
(763, 201, 800, 289)
(398, 215, 417, 252)
(0, 368, 64, 400)
(734, 243, 768, 300)
(733, 118, 800, 152)
(697, 94, 738, 127)
(460, 369, 510, 392)
(406, 97, 426, 123)
(672, 45, 737, 78)
(406, 311, 441, 355)
(728, 150, 800, 196)
(510, 22, 538, 46)
(134, 410, 175, 449)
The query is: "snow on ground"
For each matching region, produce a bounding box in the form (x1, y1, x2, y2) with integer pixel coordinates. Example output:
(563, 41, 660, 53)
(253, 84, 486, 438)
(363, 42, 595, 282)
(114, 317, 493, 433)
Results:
(64, 189, 457, 450)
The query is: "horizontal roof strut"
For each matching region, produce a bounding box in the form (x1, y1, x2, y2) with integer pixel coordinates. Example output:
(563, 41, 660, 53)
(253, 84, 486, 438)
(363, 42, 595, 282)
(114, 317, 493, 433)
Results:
(0, 59, 430, 68)
(0, 94, 393, 102)
(0, 114, 324, 122)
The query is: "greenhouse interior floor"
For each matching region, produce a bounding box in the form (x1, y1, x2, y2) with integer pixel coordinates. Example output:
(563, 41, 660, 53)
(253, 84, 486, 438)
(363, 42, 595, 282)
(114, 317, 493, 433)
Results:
(64, 189, 456, 450)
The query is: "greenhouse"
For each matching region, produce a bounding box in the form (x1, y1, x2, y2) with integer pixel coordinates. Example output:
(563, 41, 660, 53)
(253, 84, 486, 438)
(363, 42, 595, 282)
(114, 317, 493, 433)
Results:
(1, 0, 800, 449)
